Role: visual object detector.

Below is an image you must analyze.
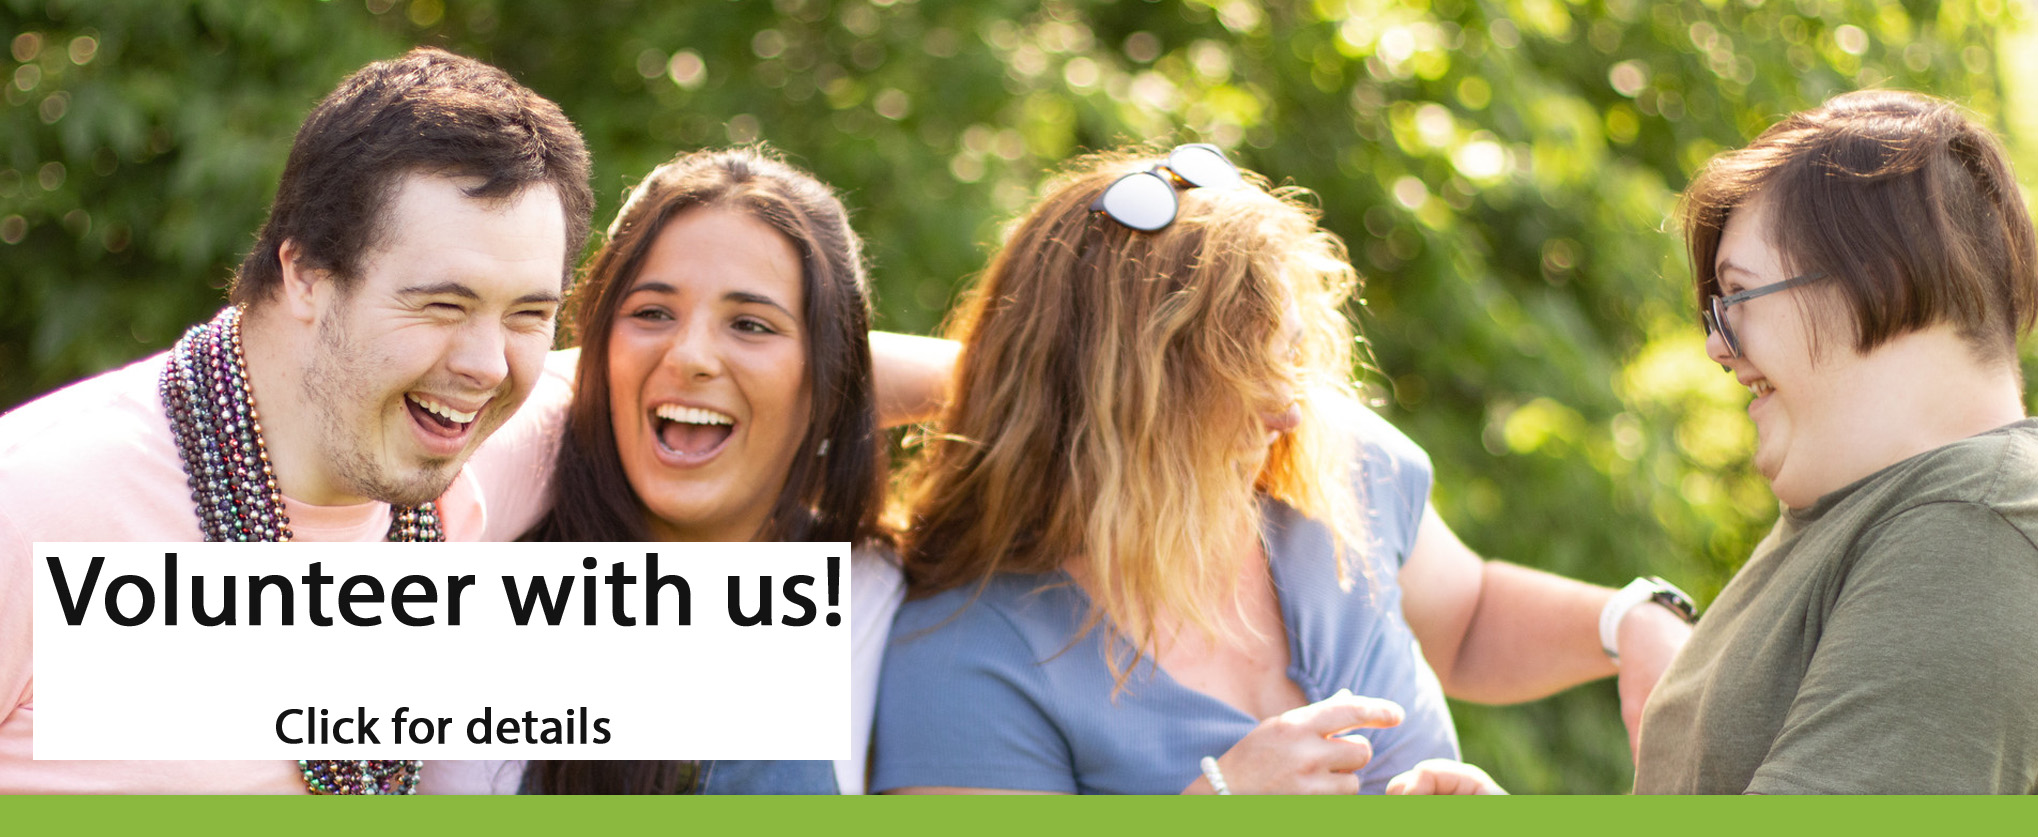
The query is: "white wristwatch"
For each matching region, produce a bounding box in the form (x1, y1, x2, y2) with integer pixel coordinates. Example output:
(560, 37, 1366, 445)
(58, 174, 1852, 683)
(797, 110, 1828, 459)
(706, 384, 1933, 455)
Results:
(1599, 576, 1698, 664)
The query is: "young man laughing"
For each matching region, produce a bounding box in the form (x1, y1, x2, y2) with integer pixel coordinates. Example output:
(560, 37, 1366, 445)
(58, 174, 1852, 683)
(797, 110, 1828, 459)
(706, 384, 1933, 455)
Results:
(0, 47, 593, 794)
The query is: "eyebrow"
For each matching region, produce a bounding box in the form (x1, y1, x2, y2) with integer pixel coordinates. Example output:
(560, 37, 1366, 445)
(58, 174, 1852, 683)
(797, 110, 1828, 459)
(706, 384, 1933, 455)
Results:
(623, 280, 675, 296)
(727, 290, 797, 319)
(400, 282, 561, 306)
(621, 282, 797, 319)
(1714, 259, 1758, 280)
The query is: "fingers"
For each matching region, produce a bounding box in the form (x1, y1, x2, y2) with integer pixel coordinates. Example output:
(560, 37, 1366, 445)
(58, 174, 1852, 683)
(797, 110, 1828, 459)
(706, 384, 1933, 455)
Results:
(1385, 767, 1434, 796)
(1281, 689, 1406, 736)
(1213, 691, 1406, 794)
(1385, 759, 1506, 795)
(1313, 770, 1363, 796)
(1321, 733, 1374, 774)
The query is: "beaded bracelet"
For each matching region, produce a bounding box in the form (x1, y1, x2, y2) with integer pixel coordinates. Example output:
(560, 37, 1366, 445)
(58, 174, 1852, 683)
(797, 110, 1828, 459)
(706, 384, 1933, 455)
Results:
(1199, 756, 1232, 795)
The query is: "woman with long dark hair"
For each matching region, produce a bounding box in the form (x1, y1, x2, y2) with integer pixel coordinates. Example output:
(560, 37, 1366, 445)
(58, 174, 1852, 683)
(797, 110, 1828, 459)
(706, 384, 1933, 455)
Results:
(427, 146, 912, 794)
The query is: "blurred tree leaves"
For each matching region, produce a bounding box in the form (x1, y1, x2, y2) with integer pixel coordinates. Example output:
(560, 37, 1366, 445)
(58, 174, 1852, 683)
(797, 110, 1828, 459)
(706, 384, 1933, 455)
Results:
(3, 0, 2030, 792)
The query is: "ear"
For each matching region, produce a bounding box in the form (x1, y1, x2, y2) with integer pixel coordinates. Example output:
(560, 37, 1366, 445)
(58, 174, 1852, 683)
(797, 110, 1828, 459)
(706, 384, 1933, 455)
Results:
(276, 239, 332, 326)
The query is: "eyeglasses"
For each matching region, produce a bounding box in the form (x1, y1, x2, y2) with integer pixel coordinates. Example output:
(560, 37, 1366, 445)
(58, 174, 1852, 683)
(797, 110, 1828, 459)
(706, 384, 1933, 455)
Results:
(1701, 271, 1829, 358)
(1089, 143, 1246, 232)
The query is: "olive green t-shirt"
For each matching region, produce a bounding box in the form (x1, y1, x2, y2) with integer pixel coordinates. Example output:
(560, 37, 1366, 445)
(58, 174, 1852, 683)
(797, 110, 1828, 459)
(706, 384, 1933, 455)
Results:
(1634, 419, 2038, 794)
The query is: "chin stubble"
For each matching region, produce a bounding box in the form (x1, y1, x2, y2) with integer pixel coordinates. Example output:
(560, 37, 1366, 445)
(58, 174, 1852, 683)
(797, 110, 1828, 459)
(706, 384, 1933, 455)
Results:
(303, 305, 456, 507)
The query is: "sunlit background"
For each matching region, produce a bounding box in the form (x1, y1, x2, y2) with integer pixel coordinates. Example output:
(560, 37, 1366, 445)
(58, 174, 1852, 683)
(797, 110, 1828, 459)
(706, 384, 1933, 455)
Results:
(4, 0, 2034, 792)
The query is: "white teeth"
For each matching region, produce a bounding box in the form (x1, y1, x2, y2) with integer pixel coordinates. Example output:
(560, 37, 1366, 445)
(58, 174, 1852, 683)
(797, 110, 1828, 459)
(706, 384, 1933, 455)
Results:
(656, 404, 735, 425)
(1747, 381, 1774, 397)
(408, 393, 479, 424)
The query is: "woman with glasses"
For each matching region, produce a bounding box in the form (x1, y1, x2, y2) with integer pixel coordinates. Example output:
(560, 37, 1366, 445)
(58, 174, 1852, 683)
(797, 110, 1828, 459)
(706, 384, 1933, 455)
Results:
(1633, 90, 2038, 793)
(872, 146, 1694, 795)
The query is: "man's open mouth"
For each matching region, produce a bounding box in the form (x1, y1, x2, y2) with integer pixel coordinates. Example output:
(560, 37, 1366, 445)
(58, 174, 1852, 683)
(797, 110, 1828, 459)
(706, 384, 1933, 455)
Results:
(407, 392, 480, 436)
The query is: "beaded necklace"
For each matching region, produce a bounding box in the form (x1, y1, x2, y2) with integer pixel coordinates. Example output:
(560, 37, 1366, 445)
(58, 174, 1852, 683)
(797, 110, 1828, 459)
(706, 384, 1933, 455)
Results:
(160, 305, 434, 795)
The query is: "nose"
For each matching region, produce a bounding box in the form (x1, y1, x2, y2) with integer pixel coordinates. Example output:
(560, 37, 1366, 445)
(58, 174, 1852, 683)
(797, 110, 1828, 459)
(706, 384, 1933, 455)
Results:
(445, 319, 510, 392)
(1262, 401, 1302, 434)
(1703, 324, 1736, 369)
(663, 316, 724, 381)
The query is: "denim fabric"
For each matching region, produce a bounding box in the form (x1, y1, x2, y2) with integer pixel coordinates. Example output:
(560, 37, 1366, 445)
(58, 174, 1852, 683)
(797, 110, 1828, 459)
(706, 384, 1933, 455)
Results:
(695, 759, 840, 795)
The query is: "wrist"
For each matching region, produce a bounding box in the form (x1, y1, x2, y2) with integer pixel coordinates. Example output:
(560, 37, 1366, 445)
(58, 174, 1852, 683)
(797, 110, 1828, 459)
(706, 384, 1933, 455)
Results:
(1599, 576, 1698, 664)
(1198, 755, 1233, 795)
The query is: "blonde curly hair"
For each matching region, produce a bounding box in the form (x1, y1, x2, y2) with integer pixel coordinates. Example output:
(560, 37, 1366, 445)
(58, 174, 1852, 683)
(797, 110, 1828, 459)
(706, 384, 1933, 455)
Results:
(897, 147, 1371, 686)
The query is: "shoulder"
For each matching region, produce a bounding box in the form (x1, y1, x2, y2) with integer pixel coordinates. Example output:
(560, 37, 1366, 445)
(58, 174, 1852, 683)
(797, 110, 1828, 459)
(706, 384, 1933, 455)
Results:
(1852, 499, 2038, 584)
(0, 354, 196, 545)
(874, 573, 1085, 793)
(891, 573, 1073, 638)
(1874, 420, 2038, 511)
(886, 574, 1085, 678)
(1330, 393, 1431, 464)
(850, 547, 906, 634)
(1752, 493, 2038, 793)
(1820, 499, 2038, 674)
(0, 353, 170, 468)
(1853, 421, 2038, 552)
(1317, 392, 1433, 489)
(1313, 393, 1433, 560)
(852, 548, 906, 606)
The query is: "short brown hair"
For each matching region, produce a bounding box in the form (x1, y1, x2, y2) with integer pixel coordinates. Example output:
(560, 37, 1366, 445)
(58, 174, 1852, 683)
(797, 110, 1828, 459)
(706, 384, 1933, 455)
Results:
(1680, 89, 2038, 361)
(230, 47, 593, 305)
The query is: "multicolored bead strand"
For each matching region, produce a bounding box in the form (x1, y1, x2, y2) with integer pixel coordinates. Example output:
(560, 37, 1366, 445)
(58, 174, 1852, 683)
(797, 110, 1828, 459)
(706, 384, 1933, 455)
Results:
(298, 759, 423, 795)
(161, 306, 445, 793)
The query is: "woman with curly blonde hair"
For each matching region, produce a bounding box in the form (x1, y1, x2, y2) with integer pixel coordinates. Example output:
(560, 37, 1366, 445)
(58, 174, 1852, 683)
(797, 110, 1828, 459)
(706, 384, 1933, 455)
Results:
(872, 146, 1693, 795)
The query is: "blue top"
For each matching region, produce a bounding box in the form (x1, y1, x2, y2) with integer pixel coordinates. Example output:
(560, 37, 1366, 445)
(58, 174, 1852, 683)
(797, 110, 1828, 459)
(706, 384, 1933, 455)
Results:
(695, 759, 836, 795)
(871, 405, 1458, 794)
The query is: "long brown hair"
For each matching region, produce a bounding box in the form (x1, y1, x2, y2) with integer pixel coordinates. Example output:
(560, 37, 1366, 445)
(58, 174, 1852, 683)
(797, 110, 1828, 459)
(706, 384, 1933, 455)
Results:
(519, 760, 695, 796)
(524, 146, 885, 547)
(897, 148, 1367, 686)
(522, 147, 884, 795)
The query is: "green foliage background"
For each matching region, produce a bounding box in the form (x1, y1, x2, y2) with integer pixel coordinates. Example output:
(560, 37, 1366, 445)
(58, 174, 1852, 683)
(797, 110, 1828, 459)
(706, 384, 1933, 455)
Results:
(4, 0, 2034, 792)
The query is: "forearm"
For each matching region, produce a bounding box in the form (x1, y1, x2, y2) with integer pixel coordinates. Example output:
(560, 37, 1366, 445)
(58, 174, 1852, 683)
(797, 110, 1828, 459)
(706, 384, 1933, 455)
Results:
(1440, 561, 1617, 703)
(871, 331, 959, 428)
(1400, 508, 1690, 755)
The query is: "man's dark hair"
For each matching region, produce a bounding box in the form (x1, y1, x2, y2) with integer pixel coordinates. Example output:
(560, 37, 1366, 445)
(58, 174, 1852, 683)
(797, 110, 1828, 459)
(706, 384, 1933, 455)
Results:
(1681, 89, 2038, 362)
(230, 47, 593, 304)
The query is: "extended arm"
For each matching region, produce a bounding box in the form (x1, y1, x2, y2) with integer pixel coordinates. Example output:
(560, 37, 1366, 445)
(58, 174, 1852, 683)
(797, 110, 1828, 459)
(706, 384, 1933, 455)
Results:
(871, 332, 959, 428)
(1397, 506, 1691, 750)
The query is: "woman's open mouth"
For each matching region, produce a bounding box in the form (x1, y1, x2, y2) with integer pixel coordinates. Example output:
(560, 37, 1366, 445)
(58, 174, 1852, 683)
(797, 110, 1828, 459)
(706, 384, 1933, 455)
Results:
(1746, 378, 1775, 413)
(653, 403, 737, 462)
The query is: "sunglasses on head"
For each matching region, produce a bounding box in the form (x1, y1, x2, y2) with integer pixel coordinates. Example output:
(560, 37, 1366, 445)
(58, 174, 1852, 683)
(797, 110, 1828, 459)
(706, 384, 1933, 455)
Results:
(1090, 143, 1246, 232)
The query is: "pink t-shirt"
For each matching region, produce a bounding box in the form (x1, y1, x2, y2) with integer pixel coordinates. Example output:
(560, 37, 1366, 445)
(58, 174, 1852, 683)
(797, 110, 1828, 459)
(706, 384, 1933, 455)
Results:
(0, 349, 574, 794)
